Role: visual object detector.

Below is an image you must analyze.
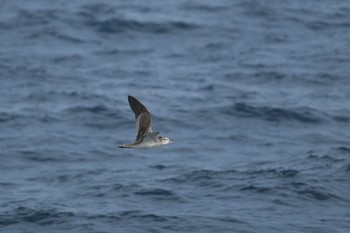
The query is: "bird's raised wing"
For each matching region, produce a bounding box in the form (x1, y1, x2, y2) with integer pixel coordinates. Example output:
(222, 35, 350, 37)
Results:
(128, 96, 152, 143)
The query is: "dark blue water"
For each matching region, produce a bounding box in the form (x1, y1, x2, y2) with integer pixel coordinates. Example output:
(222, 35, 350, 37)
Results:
(1, 0, 350, 232)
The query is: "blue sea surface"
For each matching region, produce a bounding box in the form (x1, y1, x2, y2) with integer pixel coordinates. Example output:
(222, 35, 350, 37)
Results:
(1, 0, 350, 232)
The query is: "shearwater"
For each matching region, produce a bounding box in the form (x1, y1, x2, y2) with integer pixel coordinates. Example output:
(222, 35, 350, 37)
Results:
(118, 96, 174, 149)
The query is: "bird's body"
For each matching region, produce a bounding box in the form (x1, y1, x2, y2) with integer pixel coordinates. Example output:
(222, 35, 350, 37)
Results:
(118, 96, 173, 149)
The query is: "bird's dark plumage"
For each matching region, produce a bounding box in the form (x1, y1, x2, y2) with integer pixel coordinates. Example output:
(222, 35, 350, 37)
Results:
(128, 96, 152, 144)
(128, 95, 149, 119)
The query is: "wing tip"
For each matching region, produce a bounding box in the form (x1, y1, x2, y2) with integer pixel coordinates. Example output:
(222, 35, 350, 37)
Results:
(127, 95, 149, 116)
(128, 95, 138, 107)
(128, 95, 136, 102)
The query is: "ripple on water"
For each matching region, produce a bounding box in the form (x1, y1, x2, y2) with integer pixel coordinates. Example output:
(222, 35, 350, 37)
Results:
(0, 206, 74, 226)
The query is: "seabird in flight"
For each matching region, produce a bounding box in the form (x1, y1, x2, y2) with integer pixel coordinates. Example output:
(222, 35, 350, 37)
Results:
(118, 96, 174, 149)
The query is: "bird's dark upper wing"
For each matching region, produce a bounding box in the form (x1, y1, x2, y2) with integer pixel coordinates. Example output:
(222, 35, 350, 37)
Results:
(128, 95, 149, 119)
(128, 96, 152, 143)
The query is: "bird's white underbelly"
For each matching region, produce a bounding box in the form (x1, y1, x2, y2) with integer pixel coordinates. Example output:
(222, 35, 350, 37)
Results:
(132, 141, 160, 149)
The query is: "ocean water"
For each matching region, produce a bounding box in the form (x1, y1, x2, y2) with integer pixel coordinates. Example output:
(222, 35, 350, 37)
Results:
(1, 0, 350, 232)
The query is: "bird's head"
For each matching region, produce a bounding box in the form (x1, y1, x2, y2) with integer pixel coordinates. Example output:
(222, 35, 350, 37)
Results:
(158, 136, 174, 145)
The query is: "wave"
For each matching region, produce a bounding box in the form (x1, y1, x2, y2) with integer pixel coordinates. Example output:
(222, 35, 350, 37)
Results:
(336, 146, 350, 154)
(80, 183, 182, 202)
(307, 152, 345, 163)
(150, 164, 175, 170)
(164, 168, 299, 187)
(0, 111, 59, 125)
(243, 168, 299, 178)
(238, 180, 341, 202)
(64, 104, 110, 115)
(227, 103, 326, 124)
(91, 210, 182, 224)
(180, 2, 228, 13)
(304, 18, 350, 31)
(239, 185, 272, 193)
(134, 188, 181, 201)
(62, 104, 121, 120)
(85, 17, 198, 34)
(296, 188, 340, 201)
(0, 112, 18, 123)
(78, 4, 198, 34)
(62, 104, 122, 129)
(0, 9, 61, 29)
(162, 166, 345, 203)
(164, 169, 235, 183)
(78, 183, 139, 198)
(0, 206, 74, 226)
(0, 8, 83, 43)
(346, 164, 350, 172)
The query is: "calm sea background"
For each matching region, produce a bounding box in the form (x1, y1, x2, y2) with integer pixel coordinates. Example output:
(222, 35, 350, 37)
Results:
(1, 0, 350, 232)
